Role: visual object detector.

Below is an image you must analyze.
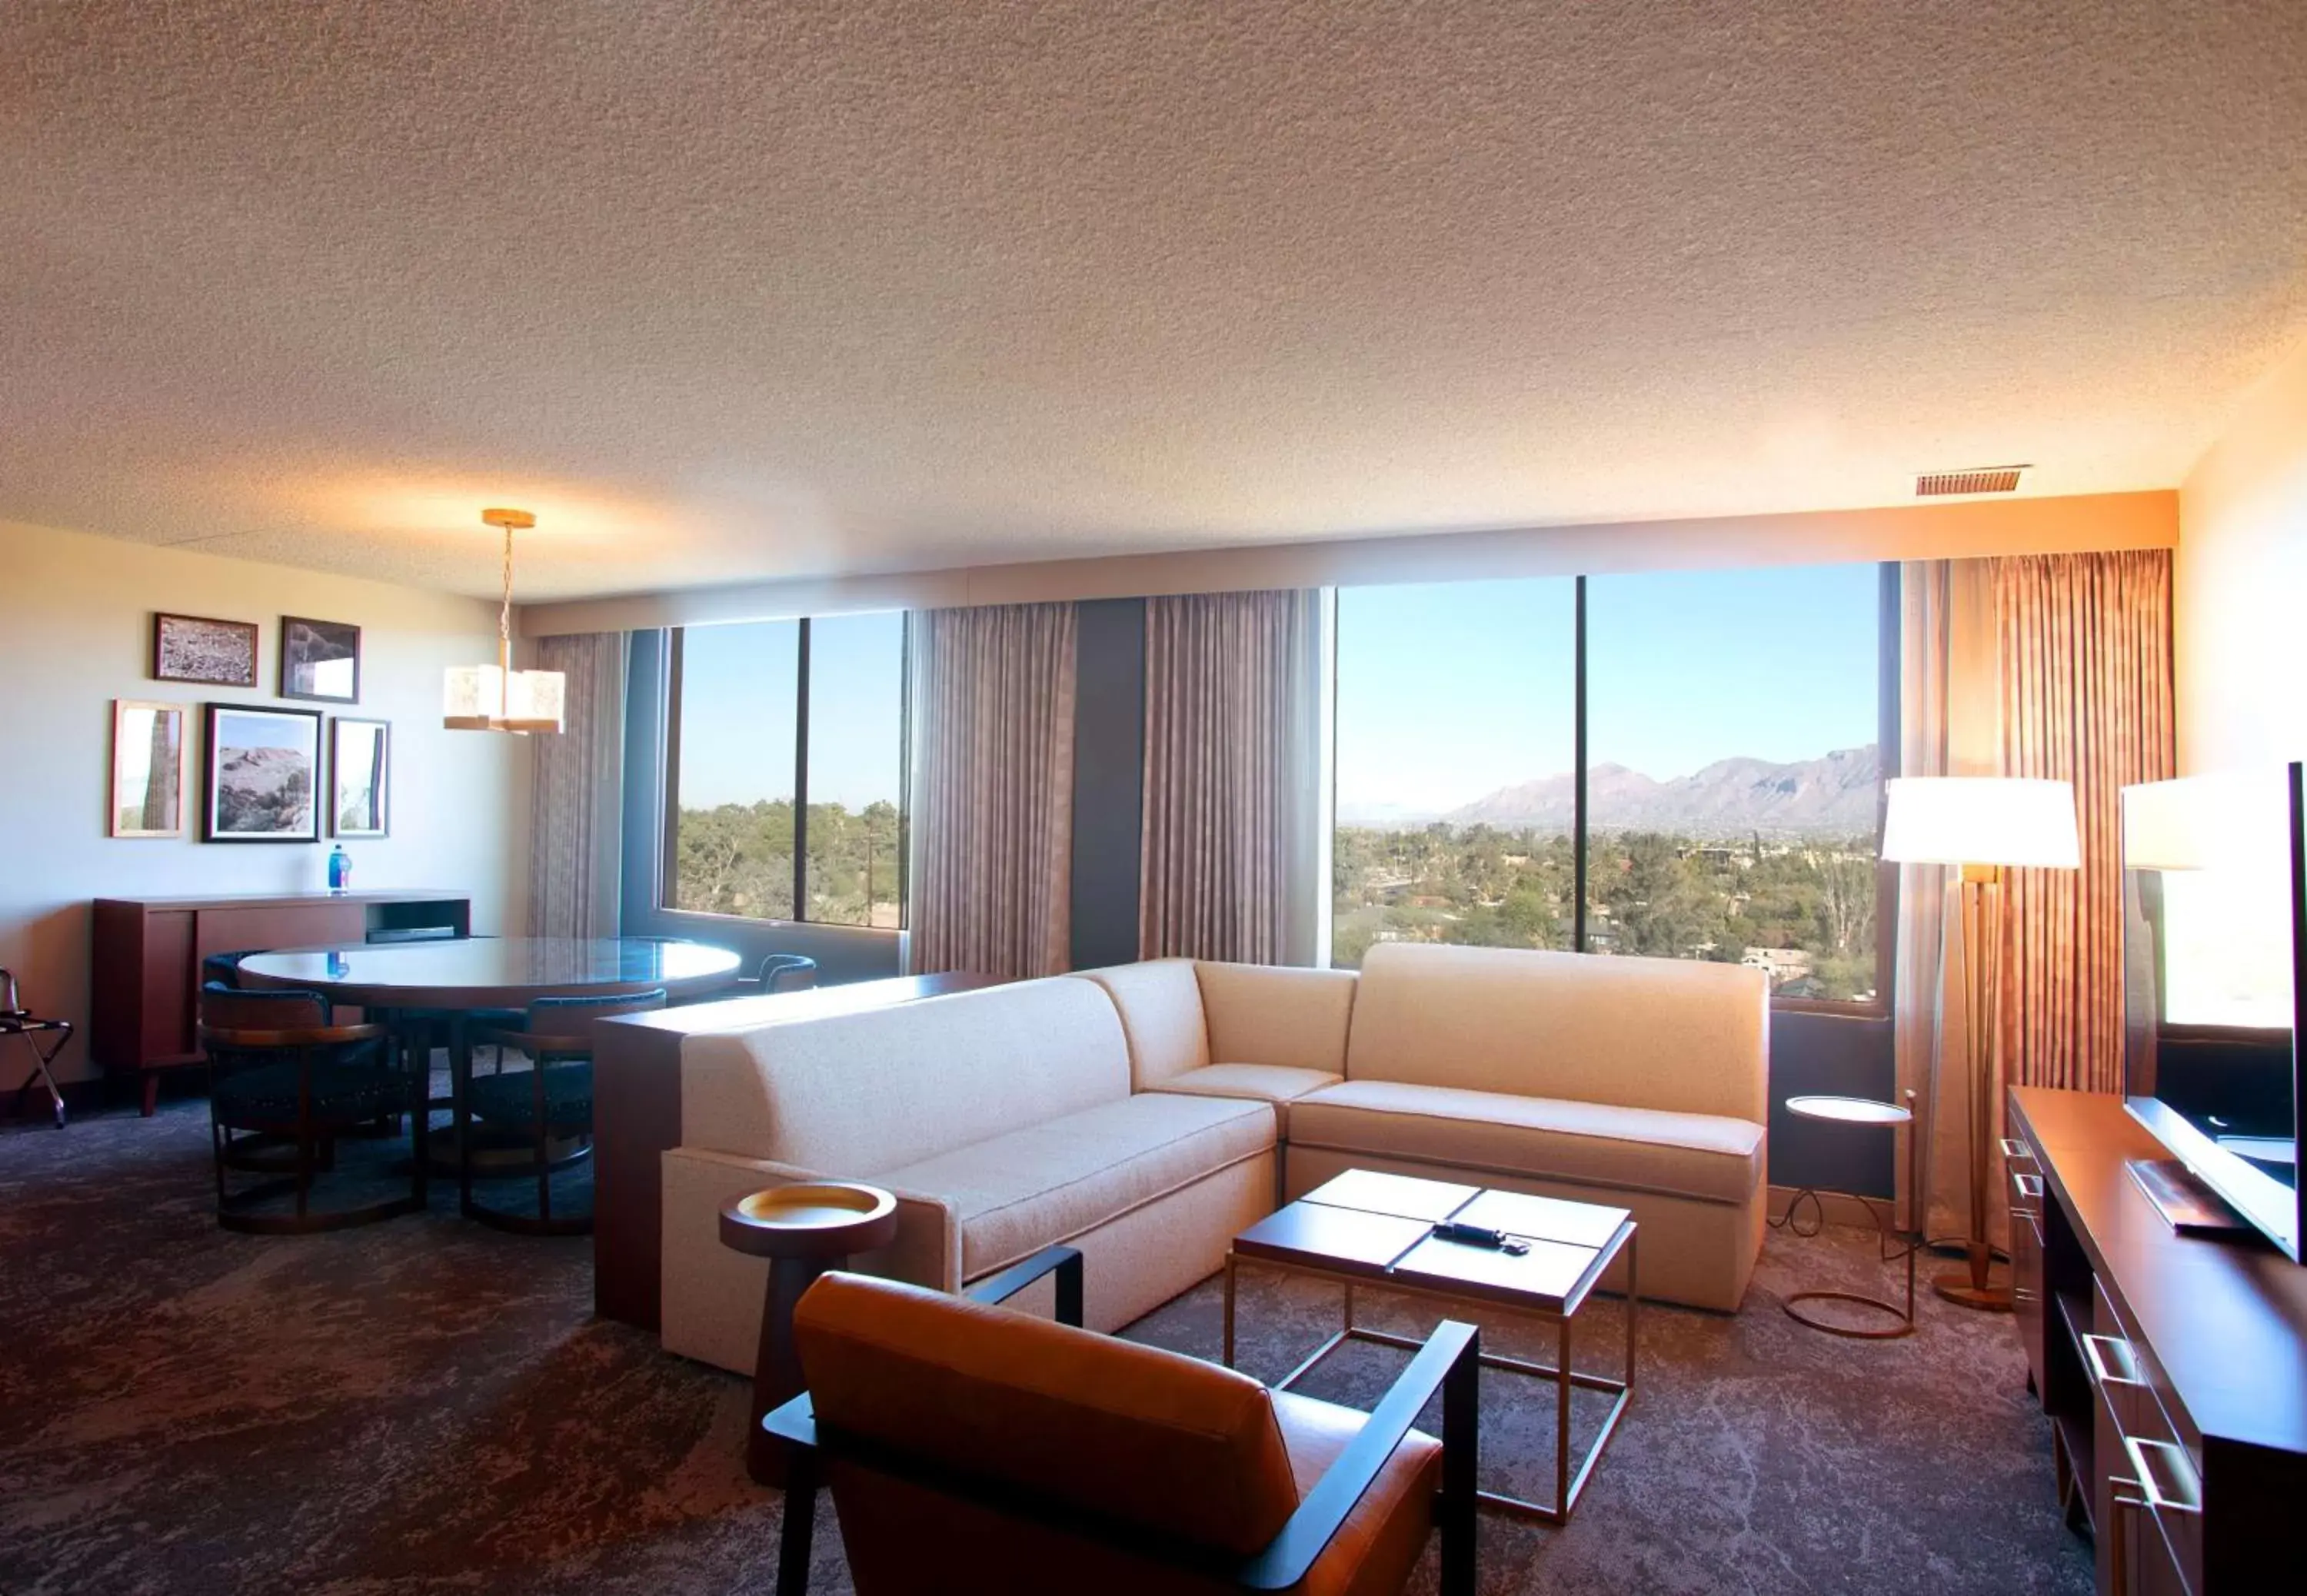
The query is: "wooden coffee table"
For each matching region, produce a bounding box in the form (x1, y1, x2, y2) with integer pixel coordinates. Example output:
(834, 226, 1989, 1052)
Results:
(1224, 1169, 1637, 1525)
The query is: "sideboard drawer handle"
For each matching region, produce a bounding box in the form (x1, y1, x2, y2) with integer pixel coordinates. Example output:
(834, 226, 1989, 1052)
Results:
(1998, 1136, 2034, 1162)
(2124, 1435, 2203, 1517)
(2012, 1172, 2044, 1201)
(2082, 1332, 2142, 1388)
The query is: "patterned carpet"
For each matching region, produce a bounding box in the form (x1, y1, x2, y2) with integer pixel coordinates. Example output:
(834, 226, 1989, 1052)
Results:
(0, 1100, 2092, 1595)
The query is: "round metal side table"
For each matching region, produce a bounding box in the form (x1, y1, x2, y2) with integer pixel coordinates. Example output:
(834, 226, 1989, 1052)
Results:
(1773, 1092, 1919, 1339)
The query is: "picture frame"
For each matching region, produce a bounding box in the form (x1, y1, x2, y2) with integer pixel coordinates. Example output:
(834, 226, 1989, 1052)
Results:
(153, 613, 259, 688)
(109, 700, 187, 839)
(280, 615, 362, 703)
(329, 717, 390, 838)
(202, 703, 324, 843)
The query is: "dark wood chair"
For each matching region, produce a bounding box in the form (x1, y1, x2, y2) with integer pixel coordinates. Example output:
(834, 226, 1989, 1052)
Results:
(2, 969, 73, 1129)
(764, 1252, 1479, 1596)
(200, 983, 415, 1233)
(465, 989, 667, 1235)
(754, 954, 819, 993)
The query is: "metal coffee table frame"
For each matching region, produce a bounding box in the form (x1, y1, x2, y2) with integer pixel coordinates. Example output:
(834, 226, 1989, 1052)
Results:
(1222, 1200, 1636, 1526)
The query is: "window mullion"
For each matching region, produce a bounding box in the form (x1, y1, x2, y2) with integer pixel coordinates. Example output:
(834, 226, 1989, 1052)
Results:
(793, 617, 811, 923)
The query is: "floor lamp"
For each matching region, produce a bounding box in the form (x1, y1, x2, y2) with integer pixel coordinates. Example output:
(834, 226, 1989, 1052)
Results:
(1881, 776, 2080, 1310)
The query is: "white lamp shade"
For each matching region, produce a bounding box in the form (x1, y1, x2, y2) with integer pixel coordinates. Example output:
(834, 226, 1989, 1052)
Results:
(1879, 776, 2080, 869)
(444, 663, 565, 734)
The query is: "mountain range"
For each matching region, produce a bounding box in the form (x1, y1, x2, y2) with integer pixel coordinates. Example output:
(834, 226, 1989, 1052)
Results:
(1342, 745, 1881, 837)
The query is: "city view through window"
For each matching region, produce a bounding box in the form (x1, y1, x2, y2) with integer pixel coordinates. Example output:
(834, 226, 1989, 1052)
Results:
(669, 613, 906, 929)
(1333, 564, 1887, 1002)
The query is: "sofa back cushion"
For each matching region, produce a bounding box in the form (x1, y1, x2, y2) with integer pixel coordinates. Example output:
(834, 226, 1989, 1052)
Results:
(679, 977, 1130, 1170)
(1194, 961, 1357, 1073)
(1075, 959, 1209, 1089)
(796, 1271, 1300, 1558)
(1345, 943, 1767, 1122)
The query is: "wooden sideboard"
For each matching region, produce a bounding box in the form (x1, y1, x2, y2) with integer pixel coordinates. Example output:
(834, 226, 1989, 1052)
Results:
(2003, 1087, 2307, 1594)
(89, 890, 470, 1112)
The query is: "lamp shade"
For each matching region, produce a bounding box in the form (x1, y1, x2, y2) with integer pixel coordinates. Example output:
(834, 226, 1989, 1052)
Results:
(1879, 777, 2080, 869)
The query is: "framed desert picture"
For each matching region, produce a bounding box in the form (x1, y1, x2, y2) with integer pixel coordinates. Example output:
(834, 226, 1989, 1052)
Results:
(280, 616, 361, 703)
(153, 613, 259, 687)
(330, 717, 390, 838)
(110, 700, 187, 838)
(203, 703, 323, 843)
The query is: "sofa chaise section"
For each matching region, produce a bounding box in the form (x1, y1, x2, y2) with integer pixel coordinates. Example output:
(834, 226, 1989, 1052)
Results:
(659, 976, 1276, 1372)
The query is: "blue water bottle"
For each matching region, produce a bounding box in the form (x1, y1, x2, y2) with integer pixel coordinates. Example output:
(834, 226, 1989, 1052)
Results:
(327, 844, 352, 895)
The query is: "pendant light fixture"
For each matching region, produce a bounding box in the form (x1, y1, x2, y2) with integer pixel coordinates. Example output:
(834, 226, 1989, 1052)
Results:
(443, 507, 565, 733)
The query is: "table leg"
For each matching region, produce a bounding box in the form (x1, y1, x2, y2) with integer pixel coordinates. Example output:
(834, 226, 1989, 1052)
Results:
(1556, 1313, 1573, 1518)
(750, 1255, 836, 1487)
(451, 1013, 475, 1219)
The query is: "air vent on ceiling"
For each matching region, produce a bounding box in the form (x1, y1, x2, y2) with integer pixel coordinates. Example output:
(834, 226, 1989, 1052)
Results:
(1916, 465, 2027, 497)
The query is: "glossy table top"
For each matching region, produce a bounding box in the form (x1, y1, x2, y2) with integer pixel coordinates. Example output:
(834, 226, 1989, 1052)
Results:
(237, 937, 743, 1009)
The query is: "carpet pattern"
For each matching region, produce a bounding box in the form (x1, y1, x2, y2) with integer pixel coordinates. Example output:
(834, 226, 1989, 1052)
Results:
(0, 1102, 2092, 1595)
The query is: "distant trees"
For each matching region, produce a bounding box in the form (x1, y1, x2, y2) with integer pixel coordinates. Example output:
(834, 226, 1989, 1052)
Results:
(1333, 823, 1879, 1002)
(674, 799, 904, 927)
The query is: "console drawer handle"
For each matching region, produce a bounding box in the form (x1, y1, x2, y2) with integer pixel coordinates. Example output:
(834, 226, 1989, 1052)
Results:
(2124, 1435, 2203, 1518)
(2082, 1332, 2142, 1388)
(2012, 1172, 2044, 1201)
(1998, 1137, 2034, 1162)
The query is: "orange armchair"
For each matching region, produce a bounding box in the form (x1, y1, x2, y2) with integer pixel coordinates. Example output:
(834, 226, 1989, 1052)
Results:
(763, 1251, 1478, 1596)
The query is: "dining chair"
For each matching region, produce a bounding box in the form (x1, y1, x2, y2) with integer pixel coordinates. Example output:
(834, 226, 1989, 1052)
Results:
(465, 989, 668, 1235)
(764, 1264, 1479, 1596)
(755, 953, 819, 993)
(200, 983, 416, 1233)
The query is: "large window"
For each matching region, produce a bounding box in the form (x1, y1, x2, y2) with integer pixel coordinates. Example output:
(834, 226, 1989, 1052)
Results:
(1330, 564, 1892, 1007)
(665, 613, 907, 928)
(1332, 580, 1578, 969)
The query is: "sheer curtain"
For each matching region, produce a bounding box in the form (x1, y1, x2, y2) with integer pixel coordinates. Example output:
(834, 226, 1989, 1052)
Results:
(1139, 590, 1323, 965)
(1995, 550, 2176, 1096)
(907, 603, 1078, 979)
(527, 632, 628, 939)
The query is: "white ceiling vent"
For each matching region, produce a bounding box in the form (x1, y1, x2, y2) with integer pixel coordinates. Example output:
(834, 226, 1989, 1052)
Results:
(1916, 465, 2027, 497)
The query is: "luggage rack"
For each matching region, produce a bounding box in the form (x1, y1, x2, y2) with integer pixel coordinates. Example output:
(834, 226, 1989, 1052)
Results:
(1, 969, 72, 1128)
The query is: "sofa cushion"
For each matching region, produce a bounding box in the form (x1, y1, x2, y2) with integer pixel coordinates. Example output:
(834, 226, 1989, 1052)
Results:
(1074, 960, 1210, 1089)
(1345, 942, 1768, 1122)
(679, 976, 1129, 1171)
(871, 1091, 1276, 1279)
(1151, 1062, 1343, 1103)
(1193, 961, 1357, 1076)
(1287, 1079, 1763, 1206)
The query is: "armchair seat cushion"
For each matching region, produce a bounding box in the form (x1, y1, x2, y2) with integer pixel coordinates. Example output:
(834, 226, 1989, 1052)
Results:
(468, 1062, 593, 1126)
(1288, 1079, 1763, 1206)
(1151, 1063, 1343, 1104)
(871, 1092, 1276, 1282)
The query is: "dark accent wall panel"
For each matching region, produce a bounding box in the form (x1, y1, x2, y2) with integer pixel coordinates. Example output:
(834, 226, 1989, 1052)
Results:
(1768, 1009, 1897, 1197)
(1070, 598, 1147, 971)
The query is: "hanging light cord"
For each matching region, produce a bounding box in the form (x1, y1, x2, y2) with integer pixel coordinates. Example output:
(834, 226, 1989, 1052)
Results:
(497, 518, 515, 676)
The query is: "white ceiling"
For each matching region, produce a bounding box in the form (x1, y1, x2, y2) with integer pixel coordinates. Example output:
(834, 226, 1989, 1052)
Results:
(4, 2, 2304, 601)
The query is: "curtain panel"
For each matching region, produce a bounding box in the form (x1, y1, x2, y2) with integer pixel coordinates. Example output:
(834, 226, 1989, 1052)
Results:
(527, 632, 628, 939)
(907, 603, 1078, 980)
(1994, 549, 2176, 1097)
(1139, 590, 1323, 965)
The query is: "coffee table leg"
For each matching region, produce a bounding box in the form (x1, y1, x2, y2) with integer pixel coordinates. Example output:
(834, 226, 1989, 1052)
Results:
(1556, 1313, 1573, 1518)
(749, 1255, 833, 1486)
(1222, 1254, 1237, 1368)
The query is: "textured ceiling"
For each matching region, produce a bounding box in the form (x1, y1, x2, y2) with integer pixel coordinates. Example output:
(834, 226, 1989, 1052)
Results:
(5, 2, 2305, 601)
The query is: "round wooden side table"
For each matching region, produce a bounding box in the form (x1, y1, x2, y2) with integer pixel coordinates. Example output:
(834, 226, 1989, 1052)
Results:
(1773, 1092, 1920, 1339)
(721, 1182, 900, 1485)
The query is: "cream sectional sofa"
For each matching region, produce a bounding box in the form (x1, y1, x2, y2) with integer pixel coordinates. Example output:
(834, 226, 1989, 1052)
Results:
(659, 942, 1768, 1376)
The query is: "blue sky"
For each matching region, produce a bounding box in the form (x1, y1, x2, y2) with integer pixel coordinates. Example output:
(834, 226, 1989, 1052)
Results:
(677, 560, 1882, 819)
(1337, 562, 1881, 816)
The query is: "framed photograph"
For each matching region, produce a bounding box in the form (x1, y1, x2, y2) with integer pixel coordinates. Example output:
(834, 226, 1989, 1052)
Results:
(153, 613, 259, 687)
(110, 700, 187, 838)
(203, 704, 323, 843)
(280, 616, 361, 703)
(330, 717, 390, 838)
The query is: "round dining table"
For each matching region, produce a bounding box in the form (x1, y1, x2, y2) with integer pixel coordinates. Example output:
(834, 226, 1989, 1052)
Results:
(235, 936, 744, 1215)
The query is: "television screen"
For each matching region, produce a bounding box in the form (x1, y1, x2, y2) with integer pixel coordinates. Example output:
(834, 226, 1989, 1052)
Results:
(2121, 764, 2306, 1261)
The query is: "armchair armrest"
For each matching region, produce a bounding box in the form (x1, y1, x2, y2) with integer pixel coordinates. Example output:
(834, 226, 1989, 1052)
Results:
(1236, 1318, 1480, 1595)
(964, 1245, 1084, 1326)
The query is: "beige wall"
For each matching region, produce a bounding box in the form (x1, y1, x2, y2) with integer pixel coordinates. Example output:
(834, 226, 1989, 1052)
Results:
(2176, 341, 2307, 774)
(0, 519, 531, 1087)
(523, 489, 2176, 636)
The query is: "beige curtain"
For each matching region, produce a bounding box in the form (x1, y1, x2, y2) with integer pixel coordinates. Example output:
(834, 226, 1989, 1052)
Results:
(528, 632, 628, 939)
(907, 603, 1077, 979)
(1995, 550, 2176, 1096)
(1139, 590, 1323, 965)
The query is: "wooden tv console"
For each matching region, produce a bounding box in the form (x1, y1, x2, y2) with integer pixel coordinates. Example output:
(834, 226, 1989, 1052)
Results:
(2002, 1087, 2307, 1593)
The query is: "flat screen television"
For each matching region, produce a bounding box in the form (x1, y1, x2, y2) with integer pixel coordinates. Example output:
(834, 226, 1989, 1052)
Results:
(2121, 763, 2307, 1261)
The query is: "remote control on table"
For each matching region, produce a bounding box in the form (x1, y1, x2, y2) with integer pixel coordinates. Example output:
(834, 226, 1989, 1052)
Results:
(1432, 1221, 1530, 1255)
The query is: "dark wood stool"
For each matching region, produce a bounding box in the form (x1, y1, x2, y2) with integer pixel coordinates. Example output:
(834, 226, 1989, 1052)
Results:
(720, 1182, 899, 1486)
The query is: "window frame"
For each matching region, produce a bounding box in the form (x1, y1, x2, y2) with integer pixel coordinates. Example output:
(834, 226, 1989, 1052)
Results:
(656, 613, 910, 934)
(1327, 564, 1899, 1018)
